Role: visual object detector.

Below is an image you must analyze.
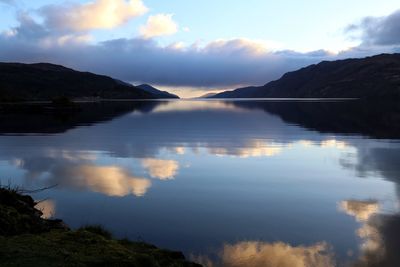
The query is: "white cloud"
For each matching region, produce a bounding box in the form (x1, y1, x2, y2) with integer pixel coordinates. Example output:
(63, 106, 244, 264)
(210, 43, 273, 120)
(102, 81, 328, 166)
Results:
(41, 0, 148, 31)
(202, 38, 281, 56)
(140, 14, 178, 38)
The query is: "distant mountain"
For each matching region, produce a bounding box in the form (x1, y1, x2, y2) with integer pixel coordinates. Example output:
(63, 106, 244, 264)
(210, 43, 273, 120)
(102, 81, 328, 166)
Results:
(0, 63, 166, 101)
(137, 84, 179, 99)
(211, 53, 400, 99)
(196, 92, 218, 98)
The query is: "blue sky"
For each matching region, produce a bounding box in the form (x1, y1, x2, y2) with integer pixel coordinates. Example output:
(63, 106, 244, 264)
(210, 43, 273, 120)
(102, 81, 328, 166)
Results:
(1, 0, 400, 97)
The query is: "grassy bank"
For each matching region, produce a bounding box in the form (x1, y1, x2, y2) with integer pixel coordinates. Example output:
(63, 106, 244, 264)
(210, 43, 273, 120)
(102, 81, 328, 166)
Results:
(0, 187, 201, 267)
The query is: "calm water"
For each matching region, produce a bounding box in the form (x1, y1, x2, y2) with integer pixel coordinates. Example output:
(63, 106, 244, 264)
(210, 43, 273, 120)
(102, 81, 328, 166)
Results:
(1, 100, 400, 266)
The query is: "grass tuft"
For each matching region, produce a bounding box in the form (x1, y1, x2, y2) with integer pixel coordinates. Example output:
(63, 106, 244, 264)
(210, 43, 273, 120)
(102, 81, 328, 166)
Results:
(79, 225, 113, 240)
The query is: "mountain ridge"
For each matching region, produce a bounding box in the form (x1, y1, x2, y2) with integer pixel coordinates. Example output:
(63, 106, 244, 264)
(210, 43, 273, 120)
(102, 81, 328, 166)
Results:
(0, 63, 174, 101)
(137, 84, 179, 99)
(210, 53, 400, 99)
(195, 92, 218, 98)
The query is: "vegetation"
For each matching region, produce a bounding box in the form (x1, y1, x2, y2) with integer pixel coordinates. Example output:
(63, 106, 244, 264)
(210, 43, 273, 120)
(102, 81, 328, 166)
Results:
(211, 53, 400, 99)
(0, 186, 201, 267)
(0, 63, 155, 101)
(51, 96, 76, 107)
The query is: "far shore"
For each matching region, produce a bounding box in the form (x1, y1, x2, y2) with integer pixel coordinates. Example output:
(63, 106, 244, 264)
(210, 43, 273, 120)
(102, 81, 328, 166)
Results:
(0, 97, 359, 105)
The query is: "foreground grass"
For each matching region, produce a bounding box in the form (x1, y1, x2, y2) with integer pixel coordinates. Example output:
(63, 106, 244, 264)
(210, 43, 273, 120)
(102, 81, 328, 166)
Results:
(0, 187, 200, 267)
(0, 230, 198, 267)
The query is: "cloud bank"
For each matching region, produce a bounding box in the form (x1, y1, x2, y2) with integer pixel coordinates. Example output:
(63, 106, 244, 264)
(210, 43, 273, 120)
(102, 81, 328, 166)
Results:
(0, 28, 327, 88)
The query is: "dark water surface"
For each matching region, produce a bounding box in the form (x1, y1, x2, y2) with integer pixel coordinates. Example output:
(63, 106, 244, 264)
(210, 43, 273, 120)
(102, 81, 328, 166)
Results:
(1, 100, 399, 266)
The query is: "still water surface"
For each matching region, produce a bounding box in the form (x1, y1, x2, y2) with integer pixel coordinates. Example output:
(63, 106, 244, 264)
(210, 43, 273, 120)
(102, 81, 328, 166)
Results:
(1, 100, 399, 266)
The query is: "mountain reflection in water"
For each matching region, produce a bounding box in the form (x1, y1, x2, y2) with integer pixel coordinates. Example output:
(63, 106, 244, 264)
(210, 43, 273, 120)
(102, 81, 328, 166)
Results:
(0, 99, 399, 266)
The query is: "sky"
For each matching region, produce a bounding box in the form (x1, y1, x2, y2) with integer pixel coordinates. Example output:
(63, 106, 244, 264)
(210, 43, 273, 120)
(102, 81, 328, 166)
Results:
(1, 0, 400, 97)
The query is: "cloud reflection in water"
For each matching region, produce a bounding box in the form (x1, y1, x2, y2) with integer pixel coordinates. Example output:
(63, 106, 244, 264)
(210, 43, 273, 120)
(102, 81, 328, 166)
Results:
(339, 200, 385, 266)
(193, 241, 334, 267)
(142, 158, 179, 180)
(55, 164, 152, 197)
(35, 199, 56, 219)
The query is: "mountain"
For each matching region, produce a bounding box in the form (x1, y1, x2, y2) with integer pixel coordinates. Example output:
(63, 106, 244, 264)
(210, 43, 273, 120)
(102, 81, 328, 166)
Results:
(137, 84, 179, 99)
(0, 63, 161, 101)
(196, 92, 218, 98)
(211, 53, 400, 99)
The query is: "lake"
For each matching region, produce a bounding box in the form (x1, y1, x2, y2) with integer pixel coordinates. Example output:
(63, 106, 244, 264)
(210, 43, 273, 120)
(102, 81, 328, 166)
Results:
(1, 99, 399, 266)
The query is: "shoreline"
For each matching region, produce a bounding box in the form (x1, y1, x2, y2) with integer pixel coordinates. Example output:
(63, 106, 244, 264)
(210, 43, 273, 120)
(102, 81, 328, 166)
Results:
(0, 187, 201, 267)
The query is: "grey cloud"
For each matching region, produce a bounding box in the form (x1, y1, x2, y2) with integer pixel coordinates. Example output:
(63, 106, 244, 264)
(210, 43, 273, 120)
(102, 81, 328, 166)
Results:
(11, 12, 50, 40)
(0, 32, 330, 88)
(347, 9, 400, 46)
